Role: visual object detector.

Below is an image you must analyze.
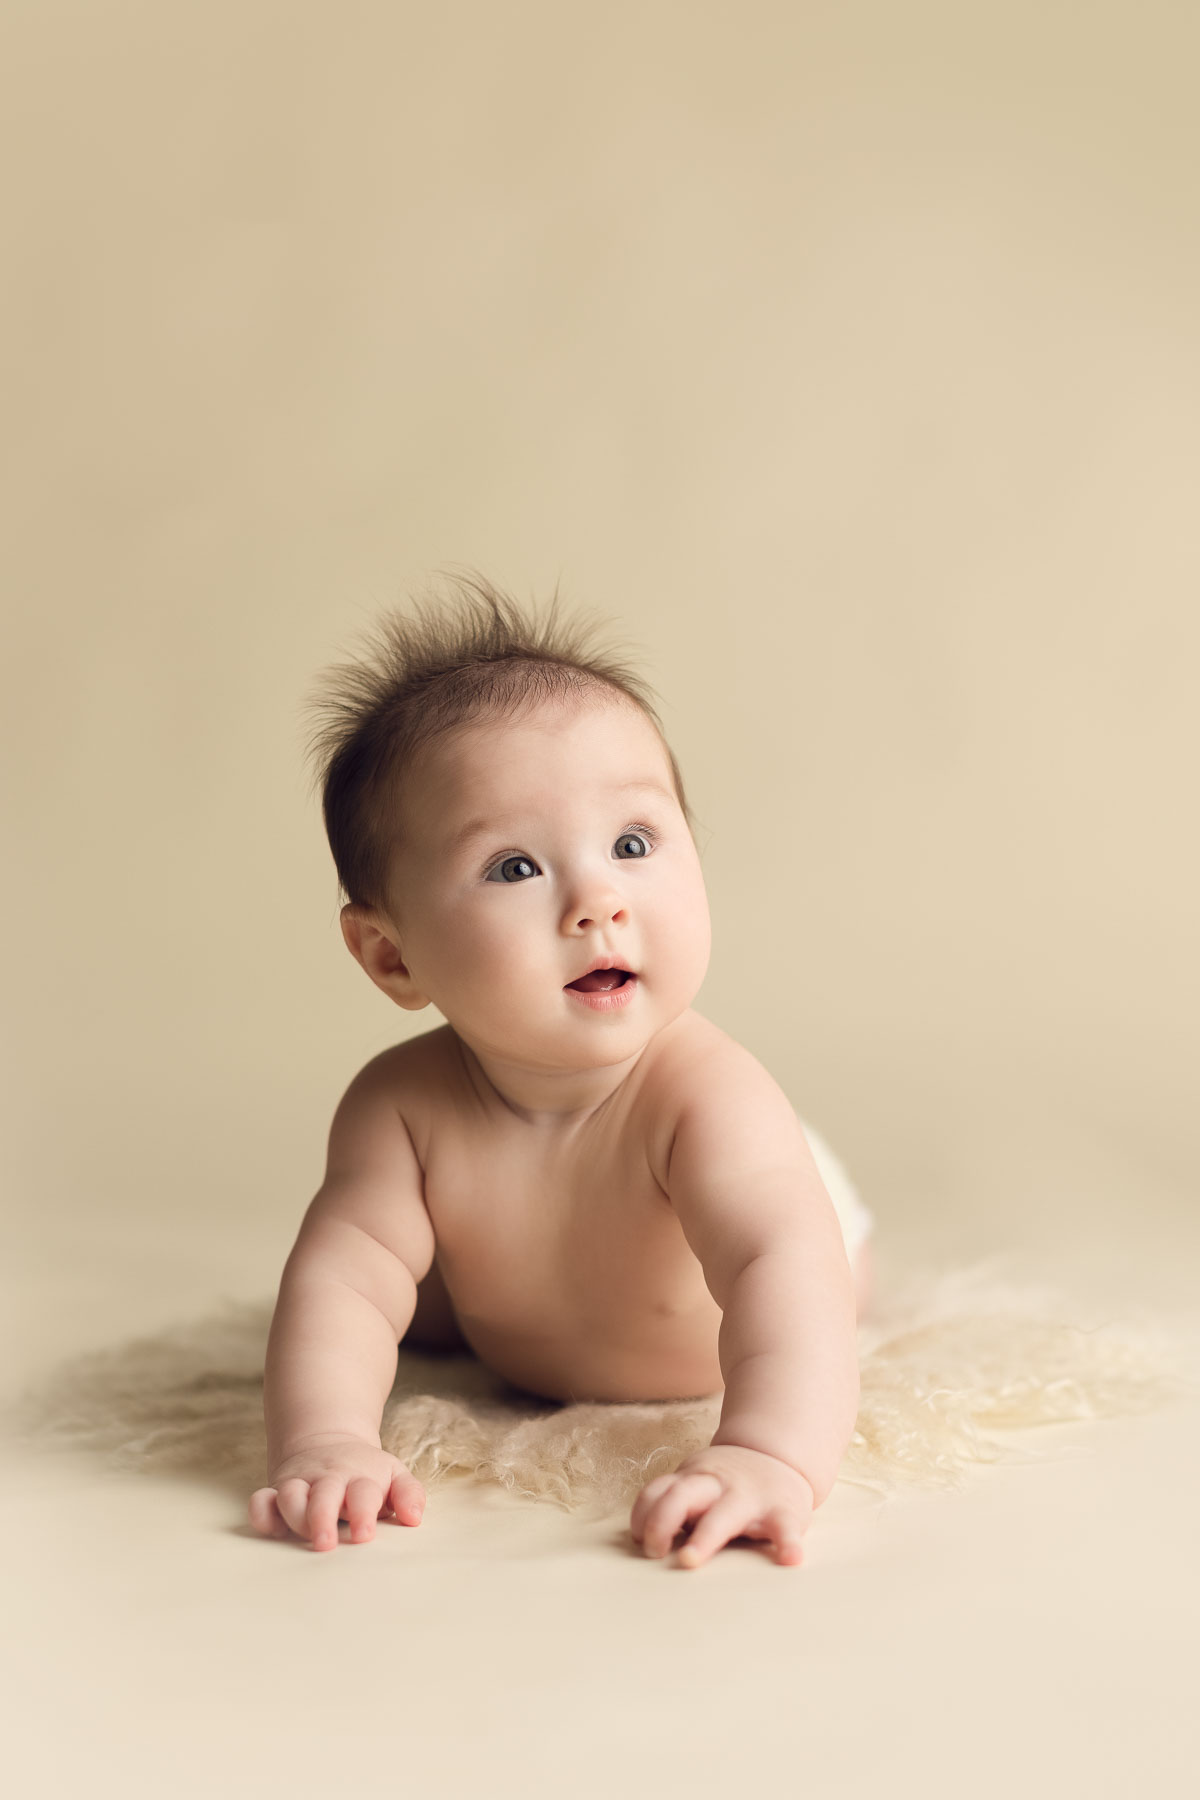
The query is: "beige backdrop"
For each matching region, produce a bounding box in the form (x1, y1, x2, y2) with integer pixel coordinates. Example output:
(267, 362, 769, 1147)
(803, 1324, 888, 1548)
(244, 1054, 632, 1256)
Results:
(3, 5, 1197, 1797)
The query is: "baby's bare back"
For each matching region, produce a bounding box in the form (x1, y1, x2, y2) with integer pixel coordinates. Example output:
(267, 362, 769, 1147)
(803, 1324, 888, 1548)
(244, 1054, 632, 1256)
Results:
(397, 1018, 726, 1402)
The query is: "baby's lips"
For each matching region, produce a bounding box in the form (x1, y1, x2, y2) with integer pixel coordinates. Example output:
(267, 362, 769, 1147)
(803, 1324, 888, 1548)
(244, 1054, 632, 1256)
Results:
(565, 968, 635, 993)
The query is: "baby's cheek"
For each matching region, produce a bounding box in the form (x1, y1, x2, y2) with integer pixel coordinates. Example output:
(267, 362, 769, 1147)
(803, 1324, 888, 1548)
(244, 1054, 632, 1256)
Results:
(671, 878, 712, 967)
(473, 936, 547, 1010)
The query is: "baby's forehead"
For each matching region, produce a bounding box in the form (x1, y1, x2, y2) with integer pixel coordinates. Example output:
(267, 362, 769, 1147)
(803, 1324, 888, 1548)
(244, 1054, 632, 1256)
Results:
(400, 697, 674, 822)
(440, 694, 662, 770)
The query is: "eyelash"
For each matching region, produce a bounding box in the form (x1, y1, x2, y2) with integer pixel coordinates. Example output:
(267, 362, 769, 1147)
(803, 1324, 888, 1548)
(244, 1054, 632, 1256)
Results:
(482, 823, 659, 882)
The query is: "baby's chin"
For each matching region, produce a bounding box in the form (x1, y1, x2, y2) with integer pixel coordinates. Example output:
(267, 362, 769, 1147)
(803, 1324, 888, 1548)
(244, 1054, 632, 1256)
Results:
(455, 1008, 663, 1073)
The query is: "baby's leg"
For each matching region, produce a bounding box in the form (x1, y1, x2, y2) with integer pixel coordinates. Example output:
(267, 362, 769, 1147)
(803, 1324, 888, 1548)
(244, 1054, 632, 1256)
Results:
(852, 1236, 875, 1321)
(796, 1115, 876, 1322)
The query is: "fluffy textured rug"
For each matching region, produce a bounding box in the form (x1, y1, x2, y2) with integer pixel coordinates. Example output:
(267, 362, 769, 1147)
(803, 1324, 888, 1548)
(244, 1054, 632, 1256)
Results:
(8, 1255, 1196, 1520)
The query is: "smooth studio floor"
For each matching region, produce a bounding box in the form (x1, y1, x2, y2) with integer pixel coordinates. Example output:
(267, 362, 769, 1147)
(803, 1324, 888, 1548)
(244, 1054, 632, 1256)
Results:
(5, 1093, 1198, 1800)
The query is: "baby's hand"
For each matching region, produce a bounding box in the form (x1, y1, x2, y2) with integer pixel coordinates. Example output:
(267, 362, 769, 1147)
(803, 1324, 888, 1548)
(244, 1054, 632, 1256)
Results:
(630, 1444, 814, 1570)
(248, 1436, 426, 1552)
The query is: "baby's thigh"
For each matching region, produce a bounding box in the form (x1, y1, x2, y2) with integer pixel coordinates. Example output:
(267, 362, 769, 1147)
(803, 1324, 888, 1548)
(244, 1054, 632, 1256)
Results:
(407, 1252, 468, 1352)
(798, 1115, 876, 1318)
(851, 1236, 874, 1319)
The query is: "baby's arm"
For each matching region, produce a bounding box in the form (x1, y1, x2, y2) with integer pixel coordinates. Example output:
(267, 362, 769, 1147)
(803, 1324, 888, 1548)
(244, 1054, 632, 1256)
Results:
(249, 1055, 436, 1552)
(632, 1055, 859, 1568)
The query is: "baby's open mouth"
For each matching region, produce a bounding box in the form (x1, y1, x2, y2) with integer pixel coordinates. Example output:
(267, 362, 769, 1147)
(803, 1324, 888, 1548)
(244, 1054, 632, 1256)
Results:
(564, 968, 635, 993)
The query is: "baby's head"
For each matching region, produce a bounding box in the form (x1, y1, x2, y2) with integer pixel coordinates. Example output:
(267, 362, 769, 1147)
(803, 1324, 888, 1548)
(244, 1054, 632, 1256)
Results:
(303, 573, 711, 1072)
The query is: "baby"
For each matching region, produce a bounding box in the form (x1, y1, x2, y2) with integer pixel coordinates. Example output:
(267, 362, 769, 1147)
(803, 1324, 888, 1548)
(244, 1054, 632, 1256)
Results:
(249, 575, 875, 1569)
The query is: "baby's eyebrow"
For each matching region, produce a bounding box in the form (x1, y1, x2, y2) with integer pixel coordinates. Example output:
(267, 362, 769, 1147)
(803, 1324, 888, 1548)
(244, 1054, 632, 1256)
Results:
(611, 778, 676, 805)
(444, 779, 675, 855)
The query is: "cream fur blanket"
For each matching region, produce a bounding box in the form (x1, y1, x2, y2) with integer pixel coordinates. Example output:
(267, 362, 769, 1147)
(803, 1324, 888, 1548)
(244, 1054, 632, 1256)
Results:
(8, 1256, 1196, 1519)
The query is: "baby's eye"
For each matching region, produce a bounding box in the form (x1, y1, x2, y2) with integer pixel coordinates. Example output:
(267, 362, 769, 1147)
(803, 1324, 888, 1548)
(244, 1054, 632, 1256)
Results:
(485, 854, 541, 884)
(614, 830, 654, 860)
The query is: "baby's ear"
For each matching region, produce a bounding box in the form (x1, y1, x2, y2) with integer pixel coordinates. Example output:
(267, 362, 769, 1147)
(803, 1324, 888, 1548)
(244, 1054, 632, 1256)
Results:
(339, 905, 431, 1011)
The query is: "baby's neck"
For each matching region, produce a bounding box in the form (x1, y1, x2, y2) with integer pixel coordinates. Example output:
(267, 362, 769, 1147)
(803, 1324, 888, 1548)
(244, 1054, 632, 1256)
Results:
(452, 1031, 650, 1128)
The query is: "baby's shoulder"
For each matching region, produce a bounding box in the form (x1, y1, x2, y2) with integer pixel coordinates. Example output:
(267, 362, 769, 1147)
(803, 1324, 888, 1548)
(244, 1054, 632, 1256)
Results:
(640, 1014, 802, 1193)
(641, 1011, 785, 1124)
(353, 1023, 456, 1086)
(347, 1025, 462, 1140)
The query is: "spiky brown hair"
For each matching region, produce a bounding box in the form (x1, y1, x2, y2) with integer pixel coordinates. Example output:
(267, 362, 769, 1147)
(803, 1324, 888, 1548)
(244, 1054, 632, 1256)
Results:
(302, 569, 693, 911)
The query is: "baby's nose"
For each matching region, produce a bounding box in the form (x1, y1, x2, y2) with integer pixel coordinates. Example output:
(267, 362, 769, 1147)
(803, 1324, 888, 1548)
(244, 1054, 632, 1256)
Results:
(570, 902, 627, 931)
(563, 880, 628, 933)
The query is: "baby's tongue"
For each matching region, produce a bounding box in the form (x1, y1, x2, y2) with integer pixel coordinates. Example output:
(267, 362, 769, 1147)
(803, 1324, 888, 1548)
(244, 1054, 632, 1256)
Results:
(567, 969, 624, 992)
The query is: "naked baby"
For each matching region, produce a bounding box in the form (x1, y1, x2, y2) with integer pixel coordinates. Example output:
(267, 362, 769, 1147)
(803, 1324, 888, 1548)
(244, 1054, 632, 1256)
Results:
(250, 577, 875, 1569)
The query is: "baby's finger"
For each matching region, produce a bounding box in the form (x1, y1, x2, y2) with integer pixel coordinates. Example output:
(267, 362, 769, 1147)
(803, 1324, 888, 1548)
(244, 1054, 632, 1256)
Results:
(274, 1477, 313, 1540)
(630, 1473, 677, 1542)
(640, 1473, 722, 1559)
(248, 1487, 289, 1539)
(344, 1477, 384, 1544)
(306, 1475, 348, 1552)
(762, 1506, 807, 1567)
(677, 1492, 752, 1569)
(387, 1472, 426, 1527)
